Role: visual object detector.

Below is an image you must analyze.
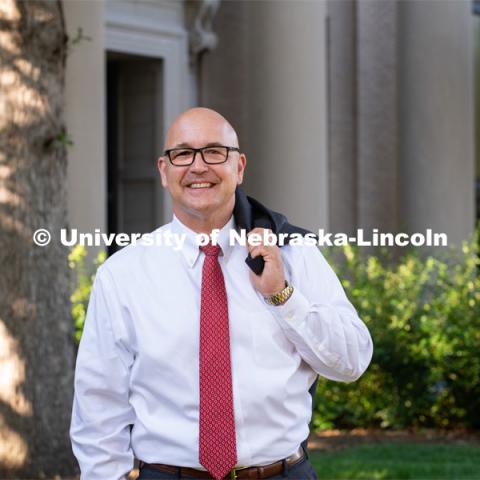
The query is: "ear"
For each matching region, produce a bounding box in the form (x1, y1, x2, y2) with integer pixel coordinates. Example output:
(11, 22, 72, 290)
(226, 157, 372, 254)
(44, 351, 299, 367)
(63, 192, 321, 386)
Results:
(157, 156, 168, 188)
(237, 153, 247, 185)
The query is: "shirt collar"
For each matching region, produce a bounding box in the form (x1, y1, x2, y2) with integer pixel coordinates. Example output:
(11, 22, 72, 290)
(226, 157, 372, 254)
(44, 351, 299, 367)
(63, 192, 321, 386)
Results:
(170, 214, 236, 268)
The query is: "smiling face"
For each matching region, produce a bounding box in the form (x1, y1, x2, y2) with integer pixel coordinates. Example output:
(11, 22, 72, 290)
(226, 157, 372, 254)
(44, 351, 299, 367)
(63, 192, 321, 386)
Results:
(158, 108, 246, 233)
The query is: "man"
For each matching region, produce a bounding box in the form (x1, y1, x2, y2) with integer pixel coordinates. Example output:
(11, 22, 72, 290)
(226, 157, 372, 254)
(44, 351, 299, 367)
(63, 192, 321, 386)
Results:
(70, 107, 373, 480)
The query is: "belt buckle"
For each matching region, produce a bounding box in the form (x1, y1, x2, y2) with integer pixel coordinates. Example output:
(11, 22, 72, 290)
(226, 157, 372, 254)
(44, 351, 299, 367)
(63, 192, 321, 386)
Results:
(229, 468, 237, 479)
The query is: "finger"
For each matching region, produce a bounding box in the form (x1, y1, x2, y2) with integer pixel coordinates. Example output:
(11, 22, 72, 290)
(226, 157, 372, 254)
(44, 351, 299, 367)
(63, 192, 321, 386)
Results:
(248, 245, 274, 259)
(247, 228, 275, 249)
(247, 228, 273, 242)
(248, 245, 266, 259)
(249, 245, 280, 261)
(247, 230, 263, 249)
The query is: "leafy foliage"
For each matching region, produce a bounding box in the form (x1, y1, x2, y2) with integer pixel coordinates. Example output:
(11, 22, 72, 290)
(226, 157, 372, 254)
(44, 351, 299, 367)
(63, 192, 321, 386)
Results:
(314, 228, 480, 430)
(69, 245, 105, 344)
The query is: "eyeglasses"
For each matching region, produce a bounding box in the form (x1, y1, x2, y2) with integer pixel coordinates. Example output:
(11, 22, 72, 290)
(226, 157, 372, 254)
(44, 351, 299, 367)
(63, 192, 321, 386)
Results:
(164, 145, 240, 166)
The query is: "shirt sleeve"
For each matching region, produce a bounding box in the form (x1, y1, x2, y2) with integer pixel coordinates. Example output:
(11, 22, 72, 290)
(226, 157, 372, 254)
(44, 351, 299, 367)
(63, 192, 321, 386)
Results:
(265, 244, 373, 382)
(70, 266, 136, 480)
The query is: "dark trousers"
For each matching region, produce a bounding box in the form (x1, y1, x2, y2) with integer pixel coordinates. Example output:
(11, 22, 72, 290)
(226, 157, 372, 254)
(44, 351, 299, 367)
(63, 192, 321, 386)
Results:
(137, 454, 318, 480)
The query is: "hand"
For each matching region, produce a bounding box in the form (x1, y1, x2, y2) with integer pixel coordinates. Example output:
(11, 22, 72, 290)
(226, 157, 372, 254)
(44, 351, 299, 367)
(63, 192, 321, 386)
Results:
(247, 228, 286, 297)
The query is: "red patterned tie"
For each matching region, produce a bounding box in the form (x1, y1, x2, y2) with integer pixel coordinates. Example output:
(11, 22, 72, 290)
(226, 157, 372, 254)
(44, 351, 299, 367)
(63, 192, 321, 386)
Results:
(199, 242, 237, 480)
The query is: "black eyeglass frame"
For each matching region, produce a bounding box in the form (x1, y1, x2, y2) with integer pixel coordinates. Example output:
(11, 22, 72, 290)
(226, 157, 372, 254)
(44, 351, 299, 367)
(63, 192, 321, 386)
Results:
(163, 145, 241, 166)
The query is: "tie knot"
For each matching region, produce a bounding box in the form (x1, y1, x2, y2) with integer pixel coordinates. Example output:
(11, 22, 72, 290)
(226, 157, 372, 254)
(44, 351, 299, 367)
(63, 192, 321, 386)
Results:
(200, 243, 222, 257)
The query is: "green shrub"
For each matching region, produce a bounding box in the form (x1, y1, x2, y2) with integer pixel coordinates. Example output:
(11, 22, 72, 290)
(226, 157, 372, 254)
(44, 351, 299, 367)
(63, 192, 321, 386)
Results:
(314, 228, 480, 430)
(69, 245, 105, 344)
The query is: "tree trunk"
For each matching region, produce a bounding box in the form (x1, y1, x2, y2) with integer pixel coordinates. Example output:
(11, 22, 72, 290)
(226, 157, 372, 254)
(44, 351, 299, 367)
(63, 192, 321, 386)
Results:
(0, 0, 76, 476)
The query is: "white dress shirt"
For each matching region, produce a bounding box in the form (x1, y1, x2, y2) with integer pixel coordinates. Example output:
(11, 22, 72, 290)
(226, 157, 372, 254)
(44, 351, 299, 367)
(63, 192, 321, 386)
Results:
(70, 214, 373, 479)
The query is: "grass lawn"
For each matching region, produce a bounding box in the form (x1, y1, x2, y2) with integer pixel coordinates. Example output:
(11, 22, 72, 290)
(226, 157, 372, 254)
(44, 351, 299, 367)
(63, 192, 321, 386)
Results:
(308, 443, 480, 479)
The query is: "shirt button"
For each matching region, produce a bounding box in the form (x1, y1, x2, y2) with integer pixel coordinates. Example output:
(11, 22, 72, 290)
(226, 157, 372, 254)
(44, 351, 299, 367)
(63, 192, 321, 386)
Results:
(287, 310, 295, 319)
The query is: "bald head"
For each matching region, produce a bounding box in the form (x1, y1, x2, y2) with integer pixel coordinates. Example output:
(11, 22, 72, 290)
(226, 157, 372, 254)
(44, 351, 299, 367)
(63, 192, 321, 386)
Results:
(164, 107, 239, 151)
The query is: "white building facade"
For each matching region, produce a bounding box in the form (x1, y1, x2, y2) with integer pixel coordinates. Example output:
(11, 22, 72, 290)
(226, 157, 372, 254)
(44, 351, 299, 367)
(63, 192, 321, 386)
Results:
(64, 0, 477, 253)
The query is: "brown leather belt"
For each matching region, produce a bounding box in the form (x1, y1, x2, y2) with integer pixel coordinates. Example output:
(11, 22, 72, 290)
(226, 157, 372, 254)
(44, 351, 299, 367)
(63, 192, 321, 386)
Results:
(139, 446, 305, 479)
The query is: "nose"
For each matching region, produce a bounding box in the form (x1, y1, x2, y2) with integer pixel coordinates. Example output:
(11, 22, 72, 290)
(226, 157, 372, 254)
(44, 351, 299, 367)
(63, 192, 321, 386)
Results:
(189, 150, 208, 173)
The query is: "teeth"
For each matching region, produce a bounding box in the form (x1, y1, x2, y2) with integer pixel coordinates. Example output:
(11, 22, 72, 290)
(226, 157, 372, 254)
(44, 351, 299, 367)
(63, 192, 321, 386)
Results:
(189, 183, 212, 189)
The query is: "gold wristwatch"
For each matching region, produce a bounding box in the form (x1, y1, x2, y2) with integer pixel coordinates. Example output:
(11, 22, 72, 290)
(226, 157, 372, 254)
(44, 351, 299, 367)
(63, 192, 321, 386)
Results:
(264, 281, 294, 306)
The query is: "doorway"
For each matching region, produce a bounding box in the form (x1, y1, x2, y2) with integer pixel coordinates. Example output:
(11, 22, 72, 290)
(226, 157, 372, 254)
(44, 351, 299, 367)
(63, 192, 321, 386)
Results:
(106, 52, 164, 254)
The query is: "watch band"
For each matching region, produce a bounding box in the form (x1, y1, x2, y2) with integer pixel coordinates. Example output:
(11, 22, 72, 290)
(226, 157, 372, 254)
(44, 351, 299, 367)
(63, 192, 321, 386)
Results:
(264, 281, 294, 306)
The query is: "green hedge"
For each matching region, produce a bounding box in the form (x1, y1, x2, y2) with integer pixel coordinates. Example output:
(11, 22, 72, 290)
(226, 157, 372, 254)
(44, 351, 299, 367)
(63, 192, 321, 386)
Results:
(69, 229, 480, 430)
(314, 230, 480, 430)
(69, 245, 105, 344)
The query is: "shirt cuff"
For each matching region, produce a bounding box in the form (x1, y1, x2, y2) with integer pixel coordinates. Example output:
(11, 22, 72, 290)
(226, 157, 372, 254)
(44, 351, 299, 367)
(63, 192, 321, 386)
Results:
(263, 286, 310, 329)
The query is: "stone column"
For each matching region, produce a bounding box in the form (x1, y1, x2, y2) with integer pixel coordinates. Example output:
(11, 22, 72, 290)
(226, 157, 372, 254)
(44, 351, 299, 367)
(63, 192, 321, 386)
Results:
(356, 0, 399, 234)
(398, 0, 475, 245)
(64, 0, 106, 240)
(327, 0, 358, 235)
